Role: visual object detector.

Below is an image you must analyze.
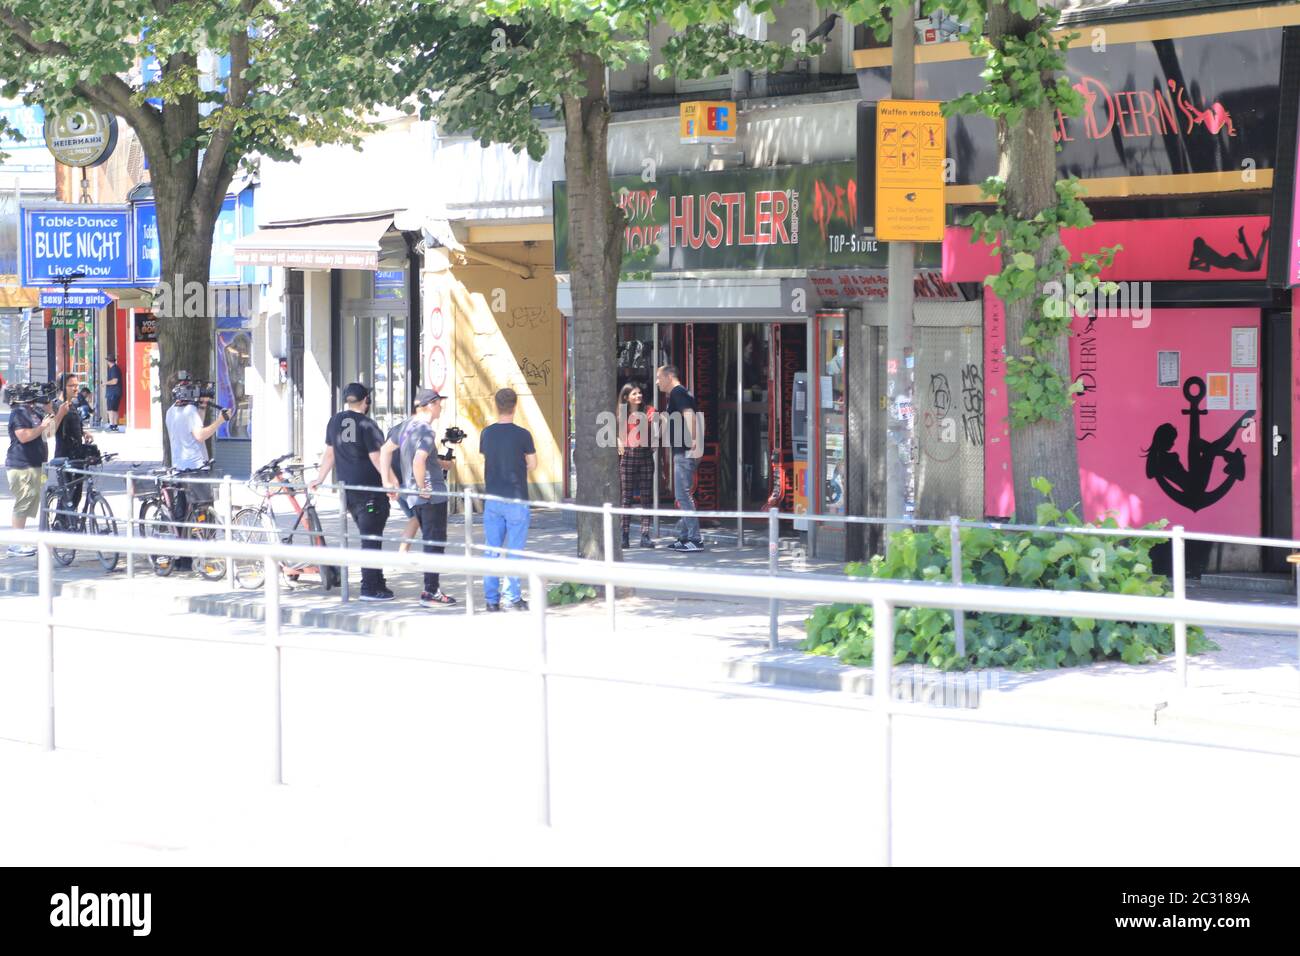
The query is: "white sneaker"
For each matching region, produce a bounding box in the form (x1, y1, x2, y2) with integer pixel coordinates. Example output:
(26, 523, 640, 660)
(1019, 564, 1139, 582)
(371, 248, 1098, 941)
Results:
(6, 544, 36, 557)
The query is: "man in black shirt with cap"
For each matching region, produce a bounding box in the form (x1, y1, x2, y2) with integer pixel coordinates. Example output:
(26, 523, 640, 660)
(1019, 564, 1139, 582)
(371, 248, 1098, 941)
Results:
(312, 382, 392, 600)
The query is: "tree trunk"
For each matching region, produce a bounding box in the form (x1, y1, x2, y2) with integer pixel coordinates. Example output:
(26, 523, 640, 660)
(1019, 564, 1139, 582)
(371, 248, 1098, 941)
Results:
(989, 3, 1082, 520)
(561, 55, 624, 561)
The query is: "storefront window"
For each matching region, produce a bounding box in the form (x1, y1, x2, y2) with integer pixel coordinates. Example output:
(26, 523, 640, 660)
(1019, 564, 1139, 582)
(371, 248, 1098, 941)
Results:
(216, 317, 252, 439)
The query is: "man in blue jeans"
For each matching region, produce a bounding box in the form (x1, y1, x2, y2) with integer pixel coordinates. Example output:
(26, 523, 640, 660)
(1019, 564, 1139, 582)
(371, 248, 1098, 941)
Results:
(656, 364, 704, 552)
(479, 388, 537, 610)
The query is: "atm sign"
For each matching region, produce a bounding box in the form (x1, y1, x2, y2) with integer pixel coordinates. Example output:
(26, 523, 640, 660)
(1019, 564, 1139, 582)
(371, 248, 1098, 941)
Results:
(680, 100, 738, 144)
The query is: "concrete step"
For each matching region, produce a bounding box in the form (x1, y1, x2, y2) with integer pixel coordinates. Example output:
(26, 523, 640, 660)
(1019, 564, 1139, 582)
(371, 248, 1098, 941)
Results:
(1199, 572, 1293, 595)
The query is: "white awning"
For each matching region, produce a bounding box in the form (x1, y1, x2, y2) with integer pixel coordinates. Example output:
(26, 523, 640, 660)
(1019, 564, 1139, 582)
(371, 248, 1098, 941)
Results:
(233, 215, 394, 270)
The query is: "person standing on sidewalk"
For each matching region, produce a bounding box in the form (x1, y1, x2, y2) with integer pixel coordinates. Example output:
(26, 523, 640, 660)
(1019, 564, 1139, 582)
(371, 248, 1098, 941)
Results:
(655, 364, 704, 552)
(379, 412, 422, 554)
(53, 373, 92, 512)
(401, 387, 457, 607)
(480, 388, 537, 611)
(312, 382, 392, 601)
(5, 386, 69, 557)
(616, 382, 655, 549)
(104, 355, 122, 431)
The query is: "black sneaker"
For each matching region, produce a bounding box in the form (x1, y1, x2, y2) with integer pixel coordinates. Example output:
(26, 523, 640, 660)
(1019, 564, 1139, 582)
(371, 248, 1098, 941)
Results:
(639, 534, 656, 549)
(485, 602, 502, 612)
(420, 590, 457, 607)
(508, 599, 529, 611)
(668, 540, 704, 552)
(360, 588, 396, 602)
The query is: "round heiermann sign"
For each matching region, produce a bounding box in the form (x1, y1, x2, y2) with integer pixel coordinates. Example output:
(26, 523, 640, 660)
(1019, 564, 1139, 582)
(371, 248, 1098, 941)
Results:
(43, 108, 118, 167)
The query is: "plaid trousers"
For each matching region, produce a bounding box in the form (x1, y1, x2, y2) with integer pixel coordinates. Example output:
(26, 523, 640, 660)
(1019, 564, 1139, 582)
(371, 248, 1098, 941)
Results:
(619, 448, 655, 535)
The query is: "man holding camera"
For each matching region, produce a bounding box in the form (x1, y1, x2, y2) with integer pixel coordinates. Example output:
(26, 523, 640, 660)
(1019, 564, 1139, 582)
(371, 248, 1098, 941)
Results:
(6, 383, 68, 556)
(165, 375, 228, 570)
(311, 382, 392, 601)
(400, 387, 457, 607)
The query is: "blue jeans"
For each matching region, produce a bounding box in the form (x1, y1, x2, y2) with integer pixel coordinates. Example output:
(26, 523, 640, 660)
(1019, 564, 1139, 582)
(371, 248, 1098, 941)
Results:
(672, 453, 701, 543)
(483, 499, 531, 605)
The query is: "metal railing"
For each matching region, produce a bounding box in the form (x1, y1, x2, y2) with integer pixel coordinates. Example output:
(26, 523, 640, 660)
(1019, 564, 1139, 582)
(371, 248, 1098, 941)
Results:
(38, 460, 1300, 689)
(3, 525, 1298, 866)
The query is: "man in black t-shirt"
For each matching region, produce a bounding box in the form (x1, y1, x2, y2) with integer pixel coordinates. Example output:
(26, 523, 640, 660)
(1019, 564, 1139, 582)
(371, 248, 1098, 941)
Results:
(656, 364, 704, 551)
(312, 382, 392, 600)
(53, 373, 92, 513)
(479, 388, 537, 610)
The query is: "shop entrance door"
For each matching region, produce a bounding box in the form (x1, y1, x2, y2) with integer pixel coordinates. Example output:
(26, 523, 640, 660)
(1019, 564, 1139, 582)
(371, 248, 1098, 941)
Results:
(615, 321, 807, 542)
(343, 310, 409, 434)
(1262, 311, 1291, 570)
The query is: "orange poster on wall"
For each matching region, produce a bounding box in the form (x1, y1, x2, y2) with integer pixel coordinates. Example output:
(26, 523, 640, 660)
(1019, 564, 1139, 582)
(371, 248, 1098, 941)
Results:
(133, 341, 156, 429)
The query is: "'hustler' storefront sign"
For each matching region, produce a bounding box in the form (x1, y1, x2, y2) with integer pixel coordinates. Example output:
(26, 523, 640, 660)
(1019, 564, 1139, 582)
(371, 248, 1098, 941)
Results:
(553, 161, 942, 274)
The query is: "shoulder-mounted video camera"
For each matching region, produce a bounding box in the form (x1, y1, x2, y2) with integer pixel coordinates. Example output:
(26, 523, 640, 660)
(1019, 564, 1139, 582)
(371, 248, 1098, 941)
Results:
(3, 382, 57, 406)
(438, 425, 467, 462)
(172, 371, 228, 419)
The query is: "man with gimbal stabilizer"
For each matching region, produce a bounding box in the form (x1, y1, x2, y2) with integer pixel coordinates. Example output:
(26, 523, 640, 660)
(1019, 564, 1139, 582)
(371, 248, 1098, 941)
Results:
(399, 387, 462, 608)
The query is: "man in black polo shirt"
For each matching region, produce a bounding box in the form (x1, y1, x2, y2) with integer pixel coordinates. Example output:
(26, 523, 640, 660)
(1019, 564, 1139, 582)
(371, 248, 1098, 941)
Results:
(312, 382, 392, 600)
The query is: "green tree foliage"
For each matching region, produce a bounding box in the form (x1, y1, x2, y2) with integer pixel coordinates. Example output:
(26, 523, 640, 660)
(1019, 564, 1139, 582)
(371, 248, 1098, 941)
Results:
(0, 1, 401, 455)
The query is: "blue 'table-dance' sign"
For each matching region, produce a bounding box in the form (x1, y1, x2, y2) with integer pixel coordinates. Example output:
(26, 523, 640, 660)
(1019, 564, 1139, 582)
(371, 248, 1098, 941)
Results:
(133, 195, 239, 284)
(20, 205, 132, 286)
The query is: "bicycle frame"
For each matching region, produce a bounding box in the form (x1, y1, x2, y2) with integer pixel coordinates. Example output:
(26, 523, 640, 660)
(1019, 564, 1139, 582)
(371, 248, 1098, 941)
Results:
(251, 466, 329, 573)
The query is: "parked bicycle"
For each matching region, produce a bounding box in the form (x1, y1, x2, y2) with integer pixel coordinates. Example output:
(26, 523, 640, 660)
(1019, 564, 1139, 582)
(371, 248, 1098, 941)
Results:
(136, 458, 226, 580)
(231, 454, 340, 591)
(40, 447, 121, 571)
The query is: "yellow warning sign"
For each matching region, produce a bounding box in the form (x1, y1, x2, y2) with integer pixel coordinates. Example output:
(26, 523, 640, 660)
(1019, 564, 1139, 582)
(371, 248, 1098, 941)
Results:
(876, 99, 945, 242)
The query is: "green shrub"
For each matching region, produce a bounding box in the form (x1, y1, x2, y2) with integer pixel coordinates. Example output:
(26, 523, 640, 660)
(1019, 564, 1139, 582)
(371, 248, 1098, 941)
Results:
(548, 581, 599, 606)
(802, 479, 1217, 672)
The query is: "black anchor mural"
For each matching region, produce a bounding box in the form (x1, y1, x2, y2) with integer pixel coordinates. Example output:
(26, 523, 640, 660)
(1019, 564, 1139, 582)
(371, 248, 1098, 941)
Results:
(1143, 376, 1253, 512)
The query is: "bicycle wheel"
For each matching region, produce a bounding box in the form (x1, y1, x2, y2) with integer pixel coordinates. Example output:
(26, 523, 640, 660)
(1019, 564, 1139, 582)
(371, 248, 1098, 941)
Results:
(305, 506, 341, 590)
(45, 488, 77, 567)
(140, 498, 176, 576)
(231, 507, 272, 590)
(191, 506, 227, 581)
(86, 491, 120, 572)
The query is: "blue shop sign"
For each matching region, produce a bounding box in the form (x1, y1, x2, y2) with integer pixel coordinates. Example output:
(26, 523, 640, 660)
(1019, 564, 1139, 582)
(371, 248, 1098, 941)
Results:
(133, 194, 240, 284)
(39, 288, 110, 309)
(20, 205, 132, 286)
(374, 269, 405, 300)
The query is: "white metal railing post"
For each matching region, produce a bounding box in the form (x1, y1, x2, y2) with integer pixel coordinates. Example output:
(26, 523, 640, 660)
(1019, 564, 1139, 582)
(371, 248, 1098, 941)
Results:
(532, 572, 552, 826)
(464, 487, 475, 616)
(265, 553, 283, 785)
(337, 482, 350, 604)
(603, 502, 615, 630)
(872, 596, 894, 867)
(125, 474, 136, 579)
(768, 507, 780, 650)
(39, 541, 55, 751)
(950, 515, 965, 658)
(223, 475, 235, 589)
(1172, 525, 1187, 689)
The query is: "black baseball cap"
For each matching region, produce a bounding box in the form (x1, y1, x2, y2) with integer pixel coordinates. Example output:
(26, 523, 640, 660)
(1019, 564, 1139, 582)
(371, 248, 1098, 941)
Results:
(414, 387, 443, 407)
(342, 382, 370, 402)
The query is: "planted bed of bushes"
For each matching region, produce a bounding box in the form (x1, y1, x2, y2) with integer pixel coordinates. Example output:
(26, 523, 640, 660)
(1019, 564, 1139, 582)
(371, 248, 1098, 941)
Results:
(802, 480, 1216, 672)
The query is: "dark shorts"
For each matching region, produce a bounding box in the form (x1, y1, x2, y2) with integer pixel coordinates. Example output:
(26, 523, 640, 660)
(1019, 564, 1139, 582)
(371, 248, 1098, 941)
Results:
(105, 388, 122, 410)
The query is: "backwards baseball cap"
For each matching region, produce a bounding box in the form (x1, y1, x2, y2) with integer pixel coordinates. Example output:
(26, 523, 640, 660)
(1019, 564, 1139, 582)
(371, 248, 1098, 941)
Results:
(414, 387, 443, 408)
(342, 382, 370, 402)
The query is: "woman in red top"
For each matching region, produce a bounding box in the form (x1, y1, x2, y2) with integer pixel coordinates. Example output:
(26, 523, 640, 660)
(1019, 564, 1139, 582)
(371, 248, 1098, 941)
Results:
(617, 382, 656, 548)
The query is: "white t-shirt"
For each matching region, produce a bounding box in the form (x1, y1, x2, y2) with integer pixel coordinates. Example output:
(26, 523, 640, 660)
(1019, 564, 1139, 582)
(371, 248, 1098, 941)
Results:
(166, 403, 207, 469)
